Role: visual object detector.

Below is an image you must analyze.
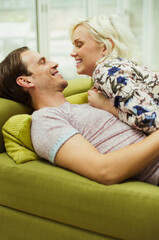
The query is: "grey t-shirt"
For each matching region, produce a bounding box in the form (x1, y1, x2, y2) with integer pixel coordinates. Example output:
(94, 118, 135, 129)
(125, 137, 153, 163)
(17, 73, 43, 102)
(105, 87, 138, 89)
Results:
(31, 102, 159, 185)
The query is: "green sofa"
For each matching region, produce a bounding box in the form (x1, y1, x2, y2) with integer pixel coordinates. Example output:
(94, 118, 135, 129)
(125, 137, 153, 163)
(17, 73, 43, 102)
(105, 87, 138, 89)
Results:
(0, 78, 159, 240)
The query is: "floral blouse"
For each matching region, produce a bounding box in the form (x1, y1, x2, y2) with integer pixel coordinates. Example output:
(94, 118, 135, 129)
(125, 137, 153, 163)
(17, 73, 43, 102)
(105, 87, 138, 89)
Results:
(93, 58, 159, 133)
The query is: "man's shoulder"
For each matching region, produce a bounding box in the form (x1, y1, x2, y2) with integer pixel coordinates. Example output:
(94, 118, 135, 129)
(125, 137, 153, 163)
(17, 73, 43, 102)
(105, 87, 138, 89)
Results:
(32, 103, 68, 117)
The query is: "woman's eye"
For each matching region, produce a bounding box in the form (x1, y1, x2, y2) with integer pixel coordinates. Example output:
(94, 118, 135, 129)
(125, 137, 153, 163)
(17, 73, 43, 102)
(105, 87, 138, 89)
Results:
(76, 42, 82, 48)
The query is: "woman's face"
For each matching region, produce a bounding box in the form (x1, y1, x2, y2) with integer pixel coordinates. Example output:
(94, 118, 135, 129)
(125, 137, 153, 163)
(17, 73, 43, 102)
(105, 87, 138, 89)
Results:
(70, 25, 106, 76)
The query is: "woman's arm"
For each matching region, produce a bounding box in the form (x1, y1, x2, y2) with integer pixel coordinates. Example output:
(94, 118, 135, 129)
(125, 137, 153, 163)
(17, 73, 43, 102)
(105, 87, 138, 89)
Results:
(55, 131, 159, 185)
(93, 61, 159, 133)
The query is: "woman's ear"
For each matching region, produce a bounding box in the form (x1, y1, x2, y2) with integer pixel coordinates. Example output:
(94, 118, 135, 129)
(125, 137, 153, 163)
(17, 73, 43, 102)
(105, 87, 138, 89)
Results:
(16, 76, 34, 88)
(102, 44, 107, 56)
(102, 39, 114, 57)
(108, 38, 114, 49)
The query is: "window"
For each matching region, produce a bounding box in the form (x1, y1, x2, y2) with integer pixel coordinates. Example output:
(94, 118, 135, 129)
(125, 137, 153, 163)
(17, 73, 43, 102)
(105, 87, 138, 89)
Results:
(128, 0, 159, 71)
(49, 0, 85, 79)
(0, 0, 158, 81)
(0, 0, 37, 60)
(149, 0, 159, 71)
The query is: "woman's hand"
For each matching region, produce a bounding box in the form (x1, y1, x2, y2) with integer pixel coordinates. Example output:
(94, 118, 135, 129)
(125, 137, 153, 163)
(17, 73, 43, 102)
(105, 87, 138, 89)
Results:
(88, 88, 119, 117)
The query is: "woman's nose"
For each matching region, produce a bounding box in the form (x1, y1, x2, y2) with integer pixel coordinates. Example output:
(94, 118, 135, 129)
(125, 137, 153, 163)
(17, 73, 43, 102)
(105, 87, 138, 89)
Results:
(70, 48, 77, 57)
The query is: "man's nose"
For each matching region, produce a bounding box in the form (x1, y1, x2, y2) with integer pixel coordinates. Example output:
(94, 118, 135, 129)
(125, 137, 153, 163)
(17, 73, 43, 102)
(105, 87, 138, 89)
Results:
(51, 61, 59, 68)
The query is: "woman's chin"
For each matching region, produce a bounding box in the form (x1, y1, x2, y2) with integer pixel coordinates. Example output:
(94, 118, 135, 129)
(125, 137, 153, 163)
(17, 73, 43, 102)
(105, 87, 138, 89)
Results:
(77, 68, 85, 75)
(77, 67, 93, 76)
(77, 70, 82, 75)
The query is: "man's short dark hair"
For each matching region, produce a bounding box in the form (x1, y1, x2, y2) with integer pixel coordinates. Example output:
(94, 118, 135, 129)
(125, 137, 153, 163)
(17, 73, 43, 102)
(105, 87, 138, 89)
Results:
(0, 46, 32, 106)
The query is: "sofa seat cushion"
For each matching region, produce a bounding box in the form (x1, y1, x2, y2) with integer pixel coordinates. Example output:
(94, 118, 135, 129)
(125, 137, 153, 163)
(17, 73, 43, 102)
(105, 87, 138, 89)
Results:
(0, 153, 159, 240)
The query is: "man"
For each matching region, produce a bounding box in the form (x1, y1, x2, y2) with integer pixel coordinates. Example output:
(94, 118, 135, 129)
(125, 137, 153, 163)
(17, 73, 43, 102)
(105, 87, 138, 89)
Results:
(0, 47, 159, 185)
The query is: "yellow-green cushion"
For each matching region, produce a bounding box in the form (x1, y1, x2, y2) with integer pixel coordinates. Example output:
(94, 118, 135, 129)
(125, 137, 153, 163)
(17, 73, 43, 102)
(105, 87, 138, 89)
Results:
(66, 92, 88, 104)
(2, 114, 39, 164)
(2, 92, 88, 164)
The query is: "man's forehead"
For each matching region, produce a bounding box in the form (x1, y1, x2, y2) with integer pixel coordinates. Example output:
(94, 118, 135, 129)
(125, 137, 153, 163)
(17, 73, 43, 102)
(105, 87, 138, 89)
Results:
(21, 50, 42, 65)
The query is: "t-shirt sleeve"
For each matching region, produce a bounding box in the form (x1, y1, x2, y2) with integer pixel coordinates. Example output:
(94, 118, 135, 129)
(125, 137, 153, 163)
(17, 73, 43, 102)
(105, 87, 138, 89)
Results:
(31, 108, 79, 164)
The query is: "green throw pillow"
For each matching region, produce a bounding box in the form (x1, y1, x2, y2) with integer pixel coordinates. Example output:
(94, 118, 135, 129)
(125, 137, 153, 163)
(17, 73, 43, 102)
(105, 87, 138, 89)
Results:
(2, 114, 39, 164)
(2, 92, 88, 164)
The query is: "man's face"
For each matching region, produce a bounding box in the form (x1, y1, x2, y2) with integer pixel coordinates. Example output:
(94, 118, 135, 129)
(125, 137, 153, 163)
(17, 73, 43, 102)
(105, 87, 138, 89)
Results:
(21, 50, 68, 92)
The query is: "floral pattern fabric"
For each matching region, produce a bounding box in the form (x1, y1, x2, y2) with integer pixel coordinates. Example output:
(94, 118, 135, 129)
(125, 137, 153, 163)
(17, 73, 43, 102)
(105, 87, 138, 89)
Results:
(93, 58, 159, 133)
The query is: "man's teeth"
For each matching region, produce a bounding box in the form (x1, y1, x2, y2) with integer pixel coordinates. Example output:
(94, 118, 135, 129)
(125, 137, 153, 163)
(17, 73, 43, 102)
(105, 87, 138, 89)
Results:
(51, 71, 58, 76)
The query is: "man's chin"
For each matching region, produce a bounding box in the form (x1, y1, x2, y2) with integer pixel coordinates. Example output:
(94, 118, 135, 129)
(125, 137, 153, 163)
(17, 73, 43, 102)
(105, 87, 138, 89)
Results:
(62, 80, 68, 90)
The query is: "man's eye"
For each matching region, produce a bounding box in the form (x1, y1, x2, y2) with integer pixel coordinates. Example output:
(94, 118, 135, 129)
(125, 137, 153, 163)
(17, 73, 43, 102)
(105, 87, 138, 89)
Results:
(41, 58, 46, 64)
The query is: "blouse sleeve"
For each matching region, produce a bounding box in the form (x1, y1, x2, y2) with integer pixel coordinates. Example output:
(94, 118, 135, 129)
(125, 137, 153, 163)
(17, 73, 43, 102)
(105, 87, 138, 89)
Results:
(93, 59, 159, 133)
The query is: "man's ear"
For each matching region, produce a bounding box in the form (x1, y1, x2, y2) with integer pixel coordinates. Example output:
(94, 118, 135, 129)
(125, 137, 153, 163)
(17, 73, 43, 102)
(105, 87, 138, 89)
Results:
(16, 76, 34, 88)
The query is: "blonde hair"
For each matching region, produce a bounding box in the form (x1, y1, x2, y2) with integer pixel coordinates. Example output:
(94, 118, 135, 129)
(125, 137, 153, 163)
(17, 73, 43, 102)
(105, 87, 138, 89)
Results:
(70, 14, 142, 64)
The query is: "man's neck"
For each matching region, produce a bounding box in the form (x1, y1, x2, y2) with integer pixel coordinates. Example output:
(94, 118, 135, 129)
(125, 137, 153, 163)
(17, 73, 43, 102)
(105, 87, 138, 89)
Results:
(32, 91, 67, 110)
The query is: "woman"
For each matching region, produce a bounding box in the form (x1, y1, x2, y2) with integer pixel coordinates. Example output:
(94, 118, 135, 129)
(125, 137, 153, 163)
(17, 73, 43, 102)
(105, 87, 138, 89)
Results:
(70, 14, 159, 134)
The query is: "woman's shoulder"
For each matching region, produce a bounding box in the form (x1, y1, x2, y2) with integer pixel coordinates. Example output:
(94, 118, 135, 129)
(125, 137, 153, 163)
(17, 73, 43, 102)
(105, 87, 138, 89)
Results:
(94, 57, 144, 79)
(103, 57, 137, 66)
(95, 58, 135, 73)
(99, 58, 146, 74)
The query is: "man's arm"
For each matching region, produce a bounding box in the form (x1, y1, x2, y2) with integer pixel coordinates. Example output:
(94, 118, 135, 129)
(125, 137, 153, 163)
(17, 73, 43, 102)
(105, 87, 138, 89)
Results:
(55, 131, 159, 185)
